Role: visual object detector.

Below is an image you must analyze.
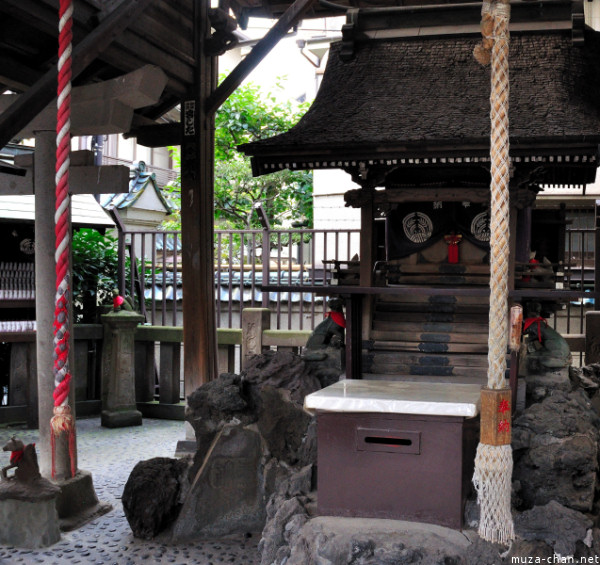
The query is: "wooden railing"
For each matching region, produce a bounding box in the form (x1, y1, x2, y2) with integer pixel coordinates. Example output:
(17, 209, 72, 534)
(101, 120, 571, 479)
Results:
(118, 227, 361, 330)
(0, 316, 312, 425)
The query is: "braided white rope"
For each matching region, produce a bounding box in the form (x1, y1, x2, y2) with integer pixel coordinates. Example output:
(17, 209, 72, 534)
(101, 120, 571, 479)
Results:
(487, 0, 510, 391)
(472, 0, 515, 544)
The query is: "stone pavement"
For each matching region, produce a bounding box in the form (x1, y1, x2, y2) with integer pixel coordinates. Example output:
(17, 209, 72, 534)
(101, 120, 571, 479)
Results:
(0, 417, 261, 565)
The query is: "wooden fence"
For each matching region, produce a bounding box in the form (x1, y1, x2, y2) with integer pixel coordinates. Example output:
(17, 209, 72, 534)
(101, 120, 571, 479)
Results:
(0, 316, 311, 425)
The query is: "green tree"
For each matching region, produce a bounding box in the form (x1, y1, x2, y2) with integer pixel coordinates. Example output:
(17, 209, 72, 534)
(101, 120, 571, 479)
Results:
(162, 78, 312, 231)
(71, 228, 119, 323)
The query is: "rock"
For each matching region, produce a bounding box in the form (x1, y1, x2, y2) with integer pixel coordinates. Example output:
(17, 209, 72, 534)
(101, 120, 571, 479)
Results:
(514, 501, 593, 556)
(512, 388, 599, 512)
(186, 373, 253, 465)
(284, 517, 470, 565)
(242, 350, 322, 404)
(122, 457, 190, 540)
(303, 345, 344, 389)
(571, 366, 600, 394)
(255, 386, 315, 466)
(525, 368, 572, 404)
(176, 351, 323, 543)
(260, 496, 310, 565)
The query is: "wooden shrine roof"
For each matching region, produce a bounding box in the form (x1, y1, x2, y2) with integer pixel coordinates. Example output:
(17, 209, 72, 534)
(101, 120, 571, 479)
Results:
(0, 0, 472, 148)
(240, 4, 600, 182)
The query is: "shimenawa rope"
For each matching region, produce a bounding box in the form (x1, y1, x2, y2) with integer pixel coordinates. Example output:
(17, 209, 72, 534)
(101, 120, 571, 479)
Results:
(51, 0, 76, 480)
(472, 0, 515, 544)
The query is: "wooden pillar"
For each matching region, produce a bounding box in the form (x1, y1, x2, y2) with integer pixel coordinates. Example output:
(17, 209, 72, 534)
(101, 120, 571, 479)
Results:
(359, 196, 374, 344)
(586, 310, 600, 364)
(181, 0, 218, 393)
(595, 200, 600, 312)
(508, 202, 517, 293)
(515, 206, 532, 264)
(344, 294, 362, 379)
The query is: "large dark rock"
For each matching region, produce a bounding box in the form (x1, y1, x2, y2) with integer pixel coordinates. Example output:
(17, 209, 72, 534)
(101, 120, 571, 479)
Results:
(514, 501, 593, 556)
(512, 387, 600, 512)
(242, 350, 322, 404)
(185, 351, 326, 473)
(122, 457, 190, 539)
(170, 350, 324, 543)
(255, 386, 315, 466)
(186, 372, 253, 464)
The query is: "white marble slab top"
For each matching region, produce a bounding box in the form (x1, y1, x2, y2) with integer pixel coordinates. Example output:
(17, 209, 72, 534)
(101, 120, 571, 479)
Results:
(304, 380, 482, 418)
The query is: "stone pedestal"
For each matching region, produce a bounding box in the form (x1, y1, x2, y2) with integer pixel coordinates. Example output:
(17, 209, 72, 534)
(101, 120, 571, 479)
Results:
(100, 311, 144, 428)
(0, 478, 61, 548)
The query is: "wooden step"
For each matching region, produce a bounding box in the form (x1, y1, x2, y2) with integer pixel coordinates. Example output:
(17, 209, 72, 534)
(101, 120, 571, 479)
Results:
(373, 311, 489, 324)
(362, 373, 488, 386)
(369, 340, 489, 354)
(372, 320, 489, 334)
(387, 275, 489, 285)
(364, 351, 489, 368)
(387, 264, 490, 275)
(364, 361, 488, 379)
(374, 302, 489, 315)
(377, 293, 490, 306)
(370, 329, 489, 344)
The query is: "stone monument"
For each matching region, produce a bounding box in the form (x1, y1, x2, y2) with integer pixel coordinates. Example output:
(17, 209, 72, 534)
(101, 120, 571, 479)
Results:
(100, 308, 144, 427)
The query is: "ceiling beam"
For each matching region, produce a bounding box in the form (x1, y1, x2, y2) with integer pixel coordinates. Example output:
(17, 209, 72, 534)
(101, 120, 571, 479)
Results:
(128, 122, 181, 148)
(206, 0, 317, 114)
(0, 0, 156, 149)
(128, 0, 317, 147)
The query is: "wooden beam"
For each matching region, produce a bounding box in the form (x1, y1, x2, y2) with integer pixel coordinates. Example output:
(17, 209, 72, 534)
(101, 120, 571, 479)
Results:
(128, 122, 181, 148)
(206, 0, 317, 114)
(1, 66, 167, 139)
(0, 161, 26, 177)
(0, 0, 156, 149)
(181, 0, 218, 389)
(0, 164, 129, 196)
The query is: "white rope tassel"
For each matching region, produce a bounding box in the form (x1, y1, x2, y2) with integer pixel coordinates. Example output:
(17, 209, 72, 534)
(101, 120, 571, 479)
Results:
(473, 444, 514, 544)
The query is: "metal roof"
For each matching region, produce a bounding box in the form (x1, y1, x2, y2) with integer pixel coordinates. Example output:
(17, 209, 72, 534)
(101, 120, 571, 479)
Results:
(100, 161, 172, 213)
(0, 194, 114, 227)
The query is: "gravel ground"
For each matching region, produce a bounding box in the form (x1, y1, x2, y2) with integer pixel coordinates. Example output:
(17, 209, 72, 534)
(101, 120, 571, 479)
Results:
(0, 418, 261, 565)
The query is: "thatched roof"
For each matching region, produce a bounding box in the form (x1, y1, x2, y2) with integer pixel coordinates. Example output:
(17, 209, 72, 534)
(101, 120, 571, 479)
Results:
(241, 23, 600, 180)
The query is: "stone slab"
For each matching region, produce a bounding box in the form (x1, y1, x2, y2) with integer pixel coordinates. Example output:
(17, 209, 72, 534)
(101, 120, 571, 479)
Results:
(171, 424, 267, 541)
(305, 379, 481, 417)
(101, 409, 143, 428)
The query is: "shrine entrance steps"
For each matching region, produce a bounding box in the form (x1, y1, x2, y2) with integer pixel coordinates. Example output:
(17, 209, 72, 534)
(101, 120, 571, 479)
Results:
(362, 291, 491, 385)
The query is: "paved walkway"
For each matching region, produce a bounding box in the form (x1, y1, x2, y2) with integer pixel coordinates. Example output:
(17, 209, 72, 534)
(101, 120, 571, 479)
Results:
(0, 418, 261, 565)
